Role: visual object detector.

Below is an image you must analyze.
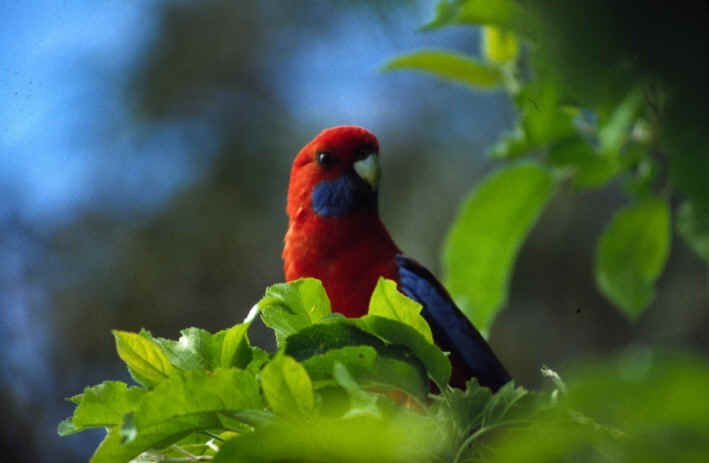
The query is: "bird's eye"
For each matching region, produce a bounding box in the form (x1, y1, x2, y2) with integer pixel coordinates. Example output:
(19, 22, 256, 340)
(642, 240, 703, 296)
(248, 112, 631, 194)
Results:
(317, 152, 335, 168)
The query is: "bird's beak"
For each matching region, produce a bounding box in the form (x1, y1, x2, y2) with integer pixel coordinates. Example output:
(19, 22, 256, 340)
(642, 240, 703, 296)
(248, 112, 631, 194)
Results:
(353, 154, 380, 190)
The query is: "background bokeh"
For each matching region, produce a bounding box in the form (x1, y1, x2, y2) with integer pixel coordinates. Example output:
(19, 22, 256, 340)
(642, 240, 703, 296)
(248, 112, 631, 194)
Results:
(1, 1, 707, 461)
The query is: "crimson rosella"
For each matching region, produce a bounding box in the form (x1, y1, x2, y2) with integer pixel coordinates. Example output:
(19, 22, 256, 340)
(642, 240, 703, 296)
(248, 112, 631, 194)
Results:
(282, 126, 510, 391)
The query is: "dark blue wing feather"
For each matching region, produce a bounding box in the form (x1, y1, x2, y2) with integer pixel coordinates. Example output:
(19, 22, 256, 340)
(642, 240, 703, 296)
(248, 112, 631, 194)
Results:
(395, 254, 511, 391)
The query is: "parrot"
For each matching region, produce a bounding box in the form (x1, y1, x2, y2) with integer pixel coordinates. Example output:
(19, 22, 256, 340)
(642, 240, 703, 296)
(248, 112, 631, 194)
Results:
(282, 126, 510, 391)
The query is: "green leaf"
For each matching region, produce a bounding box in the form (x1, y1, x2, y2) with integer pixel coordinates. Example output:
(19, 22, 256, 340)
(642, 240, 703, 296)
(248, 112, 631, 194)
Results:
(90, 368, 261, 463)
(333, 363, 383, 418)
(149, 324, 252, 372)
(422, 0, 528, 34)
(420, 0, 461, 31)
(433, 379, 492, 440)
(91, 413, 216, 463)
(384, 50, 503, 89)
(595, 197, 671, 318)
(57, 418, 79, 436)
(113, 330, 177, 387)
(482, 26, 519, 64)
(677, 201, 709, 262)
(261, 354, 315, 416)
(363, 349, 429, 402)
(220, 323, 252, 368)
(547, 138, 622, 189)
(481, 381, 530, 426)
(63, 381, 146, 434)
(518, 76, 576, 147)
(302, 345, 378, 382)
(368, 278, 433, 343)
(259, 278, 331, 345)
(355, 316, 451, 389)
(285, 322, 387, 362)
(598, 86, 645, 157)
(134, 368, 262, 429)
(150, 327, 214, 370)
(285, 321, 429, 400)
(443, 164, 557, 334)
(246, 346, 271, 374)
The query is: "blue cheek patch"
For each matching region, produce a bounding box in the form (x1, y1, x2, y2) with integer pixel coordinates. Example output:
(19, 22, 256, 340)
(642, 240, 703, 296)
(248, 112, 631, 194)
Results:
(311, 174, 376, 217)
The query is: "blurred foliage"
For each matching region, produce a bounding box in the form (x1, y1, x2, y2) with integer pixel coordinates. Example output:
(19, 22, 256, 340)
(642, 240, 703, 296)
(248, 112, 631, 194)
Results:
(60, 279, 709, 462)
(596, 197, 670, 317)
(387, 0, 709, 326)
(489, 350, 709, 463)
(443, 163, 556, 333)
(384, 50, 503, 88)
(7, 0, 707, 460)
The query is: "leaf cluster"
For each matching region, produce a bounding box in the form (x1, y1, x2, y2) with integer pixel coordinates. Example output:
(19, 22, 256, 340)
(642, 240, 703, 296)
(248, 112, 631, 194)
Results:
(59, 278, 709, 462)
(384, 0, 709, 327)
(59, 278, 531, 462)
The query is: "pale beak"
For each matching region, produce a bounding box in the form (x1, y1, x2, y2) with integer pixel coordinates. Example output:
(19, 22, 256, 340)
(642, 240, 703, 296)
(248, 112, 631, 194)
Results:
(353, 154, 381, 190)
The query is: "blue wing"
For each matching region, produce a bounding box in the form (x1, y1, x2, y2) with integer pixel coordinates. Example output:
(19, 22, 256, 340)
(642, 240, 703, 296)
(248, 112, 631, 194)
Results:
(395, 255, 511, 391)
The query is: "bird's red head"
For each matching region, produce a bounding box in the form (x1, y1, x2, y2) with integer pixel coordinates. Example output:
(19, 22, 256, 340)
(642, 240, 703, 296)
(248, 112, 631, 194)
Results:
(283, 126, 399, 317)
(287, 126, 381, 220)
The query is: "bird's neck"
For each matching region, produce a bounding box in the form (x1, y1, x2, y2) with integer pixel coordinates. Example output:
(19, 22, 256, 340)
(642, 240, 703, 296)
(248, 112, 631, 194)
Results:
(283, 210, 400, 317)
(284, 210, 398, 269)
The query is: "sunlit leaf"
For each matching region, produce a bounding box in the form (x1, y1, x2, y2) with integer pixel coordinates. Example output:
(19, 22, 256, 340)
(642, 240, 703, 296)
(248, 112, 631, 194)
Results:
(135, 368, 262, 429)
(261, 354, 315, 416)
(90, 368, 261, 463)
(384, 50, 503, 89)
(113, 330, 177, 388)
(220, 323, 252, 369)
(149, 324, 253, 371)
(150, 327, 213, 371)
(259, 278, 332, 345)
(443, 163, 557, 334)
(368, 278, 433, 343)
(595, 197, 670, 318)
(67, 381, 145, 433)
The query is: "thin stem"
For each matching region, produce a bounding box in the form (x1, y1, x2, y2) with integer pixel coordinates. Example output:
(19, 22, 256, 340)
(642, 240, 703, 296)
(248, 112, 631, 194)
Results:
(171, 445, 198, 460)
(200, 431, 225, 442)
(159, 457, 213, 462)
(143, 450, 214, 462)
